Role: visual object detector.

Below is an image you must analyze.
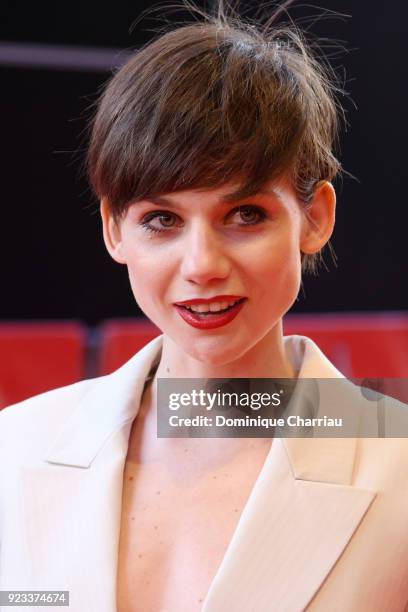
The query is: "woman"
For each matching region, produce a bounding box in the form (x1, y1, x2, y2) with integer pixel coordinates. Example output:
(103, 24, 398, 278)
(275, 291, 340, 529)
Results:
(1, 3, 407, 612)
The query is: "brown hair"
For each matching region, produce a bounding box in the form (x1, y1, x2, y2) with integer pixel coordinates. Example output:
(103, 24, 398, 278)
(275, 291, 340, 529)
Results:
(87, 1, 346, 272)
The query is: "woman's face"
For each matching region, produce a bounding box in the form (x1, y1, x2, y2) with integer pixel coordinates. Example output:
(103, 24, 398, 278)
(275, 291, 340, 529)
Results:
(102, 176, 334, 365)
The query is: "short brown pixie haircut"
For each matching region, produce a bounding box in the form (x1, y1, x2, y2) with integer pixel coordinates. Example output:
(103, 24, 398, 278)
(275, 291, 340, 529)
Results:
(87, 2, 345, 272)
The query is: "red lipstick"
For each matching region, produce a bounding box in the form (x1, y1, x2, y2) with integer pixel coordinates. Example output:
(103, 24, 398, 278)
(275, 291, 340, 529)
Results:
(174, 295, 243, 306)
(174, 297, 246, 330)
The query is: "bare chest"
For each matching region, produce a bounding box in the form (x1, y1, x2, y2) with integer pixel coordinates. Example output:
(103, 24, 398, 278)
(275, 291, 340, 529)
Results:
(116, 442, 271, 612)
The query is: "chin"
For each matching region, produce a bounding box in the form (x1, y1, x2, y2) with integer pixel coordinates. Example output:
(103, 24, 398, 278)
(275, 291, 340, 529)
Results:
(188, 350, 240, 369)
(180, 334, 252, 368)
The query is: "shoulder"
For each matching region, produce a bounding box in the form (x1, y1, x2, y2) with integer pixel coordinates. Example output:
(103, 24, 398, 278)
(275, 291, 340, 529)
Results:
(0, 377, 102, 465)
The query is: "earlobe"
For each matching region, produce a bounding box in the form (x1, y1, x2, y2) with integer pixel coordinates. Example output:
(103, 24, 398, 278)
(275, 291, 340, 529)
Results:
(300, 181, 336, 255)
(100, 198, 126, 264)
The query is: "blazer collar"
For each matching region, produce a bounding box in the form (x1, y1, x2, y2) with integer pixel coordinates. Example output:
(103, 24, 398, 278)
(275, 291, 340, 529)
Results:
(45, 333, 359, 485)
(45, 334, 163, 468)
(282, 335, 360, 486)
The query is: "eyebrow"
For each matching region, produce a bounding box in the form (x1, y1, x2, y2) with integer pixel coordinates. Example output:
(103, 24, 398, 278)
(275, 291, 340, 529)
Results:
(140, 187, 282, 208)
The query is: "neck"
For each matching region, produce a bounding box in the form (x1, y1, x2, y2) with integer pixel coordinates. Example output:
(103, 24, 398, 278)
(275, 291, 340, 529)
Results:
(154, 320, 295, 380)
(129, 322, 295, 470)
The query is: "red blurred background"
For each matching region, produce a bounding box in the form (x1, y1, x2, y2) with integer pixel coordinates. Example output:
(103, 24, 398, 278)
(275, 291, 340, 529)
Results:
(1, 313, 407, 409)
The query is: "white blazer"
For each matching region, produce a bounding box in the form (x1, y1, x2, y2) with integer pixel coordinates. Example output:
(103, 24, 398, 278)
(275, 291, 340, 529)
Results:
(1, 334, 408, 612)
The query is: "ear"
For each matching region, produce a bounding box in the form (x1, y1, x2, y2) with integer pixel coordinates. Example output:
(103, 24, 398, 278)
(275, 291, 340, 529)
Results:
(300, 181, 336, 254)
(100, 198, 126, 264)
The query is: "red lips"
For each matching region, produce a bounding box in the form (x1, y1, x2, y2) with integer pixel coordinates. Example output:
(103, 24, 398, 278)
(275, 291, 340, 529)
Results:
(173, 298, 246, 330)
(174, 295, 244, 306)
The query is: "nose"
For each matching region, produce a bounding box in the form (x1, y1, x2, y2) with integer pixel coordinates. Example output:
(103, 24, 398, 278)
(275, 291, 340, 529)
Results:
(180, 222, 231, 285)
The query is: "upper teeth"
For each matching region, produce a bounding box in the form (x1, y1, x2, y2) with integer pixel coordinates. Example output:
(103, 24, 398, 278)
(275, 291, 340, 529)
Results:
(185, 299, 241, 313)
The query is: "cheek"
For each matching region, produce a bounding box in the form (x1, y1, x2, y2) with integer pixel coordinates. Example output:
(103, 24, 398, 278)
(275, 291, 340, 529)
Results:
(255, 231, 302, 306)
(124, 245, 172, 310)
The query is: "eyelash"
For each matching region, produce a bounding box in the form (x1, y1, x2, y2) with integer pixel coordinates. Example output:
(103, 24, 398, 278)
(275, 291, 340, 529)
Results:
(140, 205, 268, 235)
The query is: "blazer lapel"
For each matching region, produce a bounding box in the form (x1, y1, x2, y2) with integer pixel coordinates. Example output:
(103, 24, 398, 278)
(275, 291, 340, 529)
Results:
(202, 437, 376, 612)
(18, 335, 164, 612)
(203, 336, 377, 611)
(18, 425, 131, 612)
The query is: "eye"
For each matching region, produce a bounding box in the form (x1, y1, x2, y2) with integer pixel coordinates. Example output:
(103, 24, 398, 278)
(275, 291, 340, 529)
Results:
(140, 211, 181, 234)
(139, 204, 268, 236)
(229, 205, 267, 226)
